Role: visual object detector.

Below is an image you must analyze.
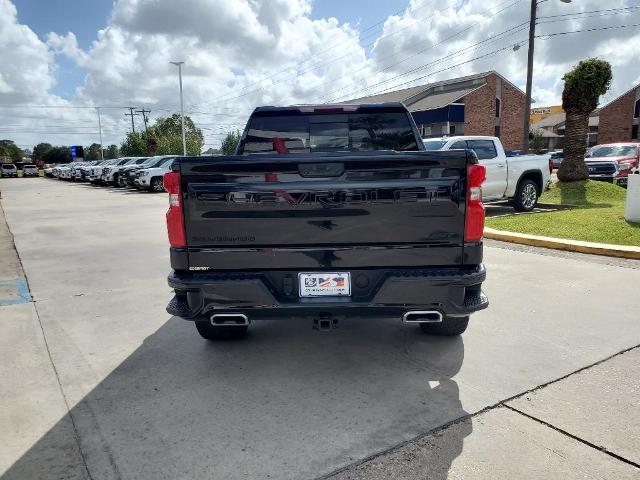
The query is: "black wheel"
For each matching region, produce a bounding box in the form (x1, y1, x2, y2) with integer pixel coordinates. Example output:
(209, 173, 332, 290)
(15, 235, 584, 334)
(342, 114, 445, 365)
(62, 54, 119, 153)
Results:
(150, 177, 164, 192)
(514, 179, 539, 212)
(419, 316, 469, 336)
(112, 174, 120, 187)
(118, 175, 126, 187)
(195, 321, 248, 340)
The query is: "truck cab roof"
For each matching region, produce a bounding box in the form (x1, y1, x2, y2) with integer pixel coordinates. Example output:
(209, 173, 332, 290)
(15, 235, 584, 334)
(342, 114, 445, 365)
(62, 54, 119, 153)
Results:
(252, 102, 407, 114)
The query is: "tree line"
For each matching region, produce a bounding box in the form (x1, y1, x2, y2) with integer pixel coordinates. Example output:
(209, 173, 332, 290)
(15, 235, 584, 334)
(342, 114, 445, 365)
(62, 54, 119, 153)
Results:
(3, 114, 215, 164)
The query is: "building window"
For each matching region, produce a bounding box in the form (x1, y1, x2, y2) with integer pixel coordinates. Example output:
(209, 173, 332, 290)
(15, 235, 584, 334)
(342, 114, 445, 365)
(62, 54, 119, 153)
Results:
(634, 99, 640, 119)
(495, 98, 501, 118)
(633, 124, 639, 141)
(449, 125, 456, 135)
(494, 125, 501, 137)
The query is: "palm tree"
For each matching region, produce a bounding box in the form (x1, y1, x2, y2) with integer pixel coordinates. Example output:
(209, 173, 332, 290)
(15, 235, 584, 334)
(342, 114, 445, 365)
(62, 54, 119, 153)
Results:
(557, 58, 612, 182)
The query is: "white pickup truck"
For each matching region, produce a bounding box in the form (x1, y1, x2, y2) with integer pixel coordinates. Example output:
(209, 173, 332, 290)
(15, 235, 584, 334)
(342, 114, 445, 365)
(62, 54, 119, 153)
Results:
(423, 136, 551, 211)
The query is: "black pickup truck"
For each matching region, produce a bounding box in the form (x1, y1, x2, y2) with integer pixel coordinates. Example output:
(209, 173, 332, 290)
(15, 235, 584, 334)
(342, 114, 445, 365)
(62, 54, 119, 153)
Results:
(165, 103, 488, 340)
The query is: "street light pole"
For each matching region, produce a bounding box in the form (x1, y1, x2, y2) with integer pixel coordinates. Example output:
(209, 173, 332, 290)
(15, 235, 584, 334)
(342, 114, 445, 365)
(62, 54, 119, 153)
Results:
(96, 107, 104, 160)
(522, 0, 571, 153)
(170, 61, 187, 156)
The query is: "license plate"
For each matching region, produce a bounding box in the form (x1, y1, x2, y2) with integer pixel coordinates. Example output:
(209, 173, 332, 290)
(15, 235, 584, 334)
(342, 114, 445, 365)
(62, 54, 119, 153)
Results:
(299, 272, 351, 297)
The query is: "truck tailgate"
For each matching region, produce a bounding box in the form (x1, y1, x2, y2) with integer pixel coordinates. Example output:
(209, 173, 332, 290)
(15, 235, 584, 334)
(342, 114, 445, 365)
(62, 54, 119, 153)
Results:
(178, 151, 470, 269)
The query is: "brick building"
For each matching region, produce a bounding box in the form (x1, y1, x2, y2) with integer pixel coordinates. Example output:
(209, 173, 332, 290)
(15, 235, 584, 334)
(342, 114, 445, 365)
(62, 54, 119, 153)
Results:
(341, 71, 526, 151)
(598, 84, 640, 144)
(530, 83, 640, 149)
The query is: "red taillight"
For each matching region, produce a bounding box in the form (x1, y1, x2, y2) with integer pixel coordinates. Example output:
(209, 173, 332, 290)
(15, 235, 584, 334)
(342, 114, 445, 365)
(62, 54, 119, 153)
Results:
(163, 171, 186, 247)
(465, 163, 486, 242)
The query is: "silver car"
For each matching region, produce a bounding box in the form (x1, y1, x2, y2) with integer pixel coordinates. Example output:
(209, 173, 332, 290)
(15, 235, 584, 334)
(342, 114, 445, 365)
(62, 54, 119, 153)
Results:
(22, 164, 39, 177)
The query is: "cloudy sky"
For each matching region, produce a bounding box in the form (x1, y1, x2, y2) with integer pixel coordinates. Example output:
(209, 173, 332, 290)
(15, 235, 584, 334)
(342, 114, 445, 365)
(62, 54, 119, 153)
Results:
(1, 0, 639, 150)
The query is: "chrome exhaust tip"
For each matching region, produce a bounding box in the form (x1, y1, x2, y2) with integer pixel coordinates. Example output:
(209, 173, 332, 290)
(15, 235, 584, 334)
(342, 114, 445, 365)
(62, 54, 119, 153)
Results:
(210, 313, 249, 327)
(402, 311, 443, 324)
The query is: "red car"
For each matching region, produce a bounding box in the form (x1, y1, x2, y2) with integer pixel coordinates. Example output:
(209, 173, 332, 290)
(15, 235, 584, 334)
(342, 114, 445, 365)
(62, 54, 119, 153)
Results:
(585, 143, 640, 187)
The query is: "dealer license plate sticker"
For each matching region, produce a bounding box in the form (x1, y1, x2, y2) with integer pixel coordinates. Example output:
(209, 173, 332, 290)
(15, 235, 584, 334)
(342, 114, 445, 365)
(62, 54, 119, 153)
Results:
(299, 272, 351, 297)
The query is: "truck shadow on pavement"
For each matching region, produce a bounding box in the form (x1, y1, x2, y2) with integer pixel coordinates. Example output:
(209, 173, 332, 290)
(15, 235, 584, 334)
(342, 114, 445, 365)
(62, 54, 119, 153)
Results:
(3, 316, 469, 480)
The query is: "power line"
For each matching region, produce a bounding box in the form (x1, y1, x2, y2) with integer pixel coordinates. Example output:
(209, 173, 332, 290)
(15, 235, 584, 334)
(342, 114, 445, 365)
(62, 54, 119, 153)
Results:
(536, 22, 640, 39)
(536, 8, 640, 26)
(124, 106, 139, 133)
(330, 20, 640, 104)
(537, 5, 640, 20)
(318, 0, 524, 103)
(136, 108, 151, 131)
(0, 131, 129, 135)
(334, 40, 526, 103)
(0, 105, 133, 109)
(324, 20, 529, 103)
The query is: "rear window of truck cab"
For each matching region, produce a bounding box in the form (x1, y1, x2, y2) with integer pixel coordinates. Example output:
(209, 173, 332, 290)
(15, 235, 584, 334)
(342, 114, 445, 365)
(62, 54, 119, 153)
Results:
(240, 109, 419, 154)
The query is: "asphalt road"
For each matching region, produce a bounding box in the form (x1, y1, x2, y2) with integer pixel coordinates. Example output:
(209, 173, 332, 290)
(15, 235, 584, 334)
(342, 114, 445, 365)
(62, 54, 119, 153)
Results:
(1, 178, 639, 479)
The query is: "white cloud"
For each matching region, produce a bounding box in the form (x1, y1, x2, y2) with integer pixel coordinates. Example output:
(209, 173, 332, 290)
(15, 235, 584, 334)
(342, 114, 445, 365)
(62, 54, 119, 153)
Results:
(46, 0, 371, 148)
(0, 0, 56, 102)
(2, 0, 640, 149)
(0, 74, 14, 94)
(46, 32, 90, 66)
(0, 0, 103, 149)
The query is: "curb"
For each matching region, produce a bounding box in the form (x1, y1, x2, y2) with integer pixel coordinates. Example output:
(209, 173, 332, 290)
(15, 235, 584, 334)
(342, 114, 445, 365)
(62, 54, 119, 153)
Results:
(484, 228, 640, 260)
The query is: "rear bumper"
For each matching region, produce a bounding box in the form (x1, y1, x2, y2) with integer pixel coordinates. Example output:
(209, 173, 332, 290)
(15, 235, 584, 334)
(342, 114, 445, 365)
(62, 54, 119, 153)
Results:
(167, 264, 488, 321)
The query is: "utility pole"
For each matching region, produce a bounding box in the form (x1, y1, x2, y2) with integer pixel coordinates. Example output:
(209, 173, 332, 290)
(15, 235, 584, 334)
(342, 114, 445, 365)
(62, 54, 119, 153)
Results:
(170, 61, 187, 156)
(137, 108, 151, 131)
(522, 0, 537, 153)
(522, 0, 572, 153)
(96, 107, 104, 160)
(125, 106, 139, 133)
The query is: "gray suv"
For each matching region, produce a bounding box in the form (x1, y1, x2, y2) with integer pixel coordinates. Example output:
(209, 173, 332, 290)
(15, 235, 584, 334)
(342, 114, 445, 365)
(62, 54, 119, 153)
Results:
(1, 164, 18, 178)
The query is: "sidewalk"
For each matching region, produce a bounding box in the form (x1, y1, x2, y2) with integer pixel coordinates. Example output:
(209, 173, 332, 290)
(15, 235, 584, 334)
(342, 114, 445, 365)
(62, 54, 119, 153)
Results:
(325, 347, 640, 479)
(0, 199, 87, 479)
(0, 201, 31, 305)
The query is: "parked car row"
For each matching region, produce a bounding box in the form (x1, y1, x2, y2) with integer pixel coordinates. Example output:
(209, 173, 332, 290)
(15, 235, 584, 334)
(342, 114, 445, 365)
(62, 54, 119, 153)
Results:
(547, 143, 639, 187)
(1, 163, 40, 178)
(46, 155, 179, 191)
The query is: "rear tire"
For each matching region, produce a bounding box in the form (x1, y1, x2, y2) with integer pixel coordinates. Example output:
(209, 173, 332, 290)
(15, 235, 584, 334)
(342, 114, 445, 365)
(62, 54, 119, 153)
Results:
(195, 321, 248, 340)
(419, 316, 469, 336)
(151, 177, 164, 192)
(514, 179, 539, 212)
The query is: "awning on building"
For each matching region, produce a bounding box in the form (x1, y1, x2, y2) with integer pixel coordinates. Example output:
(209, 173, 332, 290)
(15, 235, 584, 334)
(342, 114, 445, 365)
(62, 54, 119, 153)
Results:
(411, 104, 465, 124)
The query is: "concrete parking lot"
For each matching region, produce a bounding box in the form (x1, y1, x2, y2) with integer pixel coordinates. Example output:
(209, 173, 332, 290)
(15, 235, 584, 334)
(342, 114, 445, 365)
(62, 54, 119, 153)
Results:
(1, 178, 639, 479)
